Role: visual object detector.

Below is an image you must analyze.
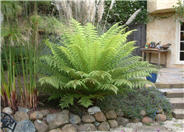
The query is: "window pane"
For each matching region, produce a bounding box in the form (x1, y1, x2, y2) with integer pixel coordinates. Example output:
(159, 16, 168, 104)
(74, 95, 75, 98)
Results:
(181, 22, 184, 30)
(181, 42, 184, 50)
(180, 52, 184, 61)
(181, 32, 184, 41)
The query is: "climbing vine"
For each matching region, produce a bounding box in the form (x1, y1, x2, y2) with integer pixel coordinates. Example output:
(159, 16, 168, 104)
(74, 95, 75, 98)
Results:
(173, 0, 184, 22)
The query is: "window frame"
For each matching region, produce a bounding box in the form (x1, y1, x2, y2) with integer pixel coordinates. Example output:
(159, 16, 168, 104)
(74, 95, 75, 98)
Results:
(176, 20, 184, 64)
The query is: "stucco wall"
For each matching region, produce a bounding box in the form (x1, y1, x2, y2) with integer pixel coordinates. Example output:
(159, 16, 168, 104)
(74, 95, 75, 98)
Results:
(147, 0, 177, 13)
(146, 16, 183, 68)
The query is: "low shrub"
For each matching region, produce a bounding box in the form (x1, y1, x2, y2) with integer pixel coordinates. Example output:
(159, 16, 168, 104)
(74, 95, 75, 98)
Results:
(98, 87, 172, 119)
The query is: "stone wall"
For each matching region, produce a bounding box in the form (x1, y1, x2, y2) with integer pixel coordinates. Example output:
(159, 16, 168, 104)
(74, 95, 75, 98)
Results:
(2, 106, 168, 132)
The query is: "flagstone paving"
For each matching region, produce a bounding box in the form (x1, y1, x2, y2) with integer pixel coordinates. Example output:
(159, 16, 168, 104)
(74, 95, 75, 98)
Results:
(111, 118, 184, 132)
(156, 68, 184, 84)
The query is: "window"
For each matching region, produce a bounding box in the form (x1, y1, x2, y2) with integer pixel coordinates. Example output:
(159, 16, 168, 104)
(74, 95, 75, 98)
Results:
(179, 22, 184, 61)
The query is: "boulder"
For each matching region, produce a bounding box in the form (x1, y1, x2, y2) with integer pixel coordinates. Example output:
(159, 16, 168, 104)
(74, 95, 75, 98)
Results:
(82, 115, 95, 123)
(117, 117, 129, 126)
(108, 120, 118, 128)
(34, 120, 48, 132)
(18, 107, 30, 113)
(14, 120, 36, 132)
(94, 121, 100, 127)
(105, 110, 117, 119)
(46, 110, 69, 129)
(88, 106, 101, 114)
(69, 113, 81, 124)
(94, 112, 106, 122)
(30, 111, 43, 120)
(2, 107, 13, 115)
(49, 128, 62, 132)
(156, 114, 167, 122)
(142, 116, 153, 124)
(14, 111, 29, 122)
(62, 124, 77, 132)
(116, 109, 124, 117)
(40, 110, 50, 117)
(98, 122, 110, 131)
(78, 124, 96, 131)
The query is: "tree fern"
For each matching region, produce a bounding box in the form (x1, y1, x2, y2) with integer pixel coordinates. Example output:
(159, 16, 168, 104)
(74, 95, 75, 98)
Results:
(39, 19, 157, 108)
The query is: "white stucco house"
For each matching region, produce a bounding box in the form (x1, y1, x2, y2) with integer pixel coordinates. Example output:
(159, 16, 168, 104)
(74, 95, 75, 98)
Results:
(147, 0, 184, 68)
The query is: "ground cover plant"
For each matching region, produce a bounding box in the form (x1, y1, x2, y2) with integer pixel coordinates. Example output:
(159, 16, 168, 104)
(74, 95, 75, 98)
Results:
(98, 87, 172, 120)
(39, 19, 157, 108)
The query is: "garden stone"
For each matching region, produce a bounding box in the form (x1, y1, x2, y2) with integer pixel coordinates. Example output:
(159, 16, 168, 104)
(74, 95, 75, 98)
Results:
(34, 120, 48, 132)
(94, 112, 106, 122)
(14, 111, 29, 121)
(46, 110, 69, 129)
(69, 113, 81, 124)
(108, 120, 118, 128)
(98, 121, 110, 131)
(126, 122, 143, 128)
(49, 128, 62, 132)
(156, 114, 166, 122)
(94, 121, 100, 127)
(30, 111, 43, 120)
(62, 124, 77, 132)
(140, 110, 146, 116)
(40, 109, 50, 117)
(82, 114, 95, 123)
(18, 106, 30, 113)
(116, 109, 124, 117)
(117, 117, 129, 126)
(78, 124, 96, 131)
(2, 107, 13, 115)
(142, 116, 153, 124)
(14, 120, 36, 132)
(88, 106, 101, 114)
(105, 110, 117, 119)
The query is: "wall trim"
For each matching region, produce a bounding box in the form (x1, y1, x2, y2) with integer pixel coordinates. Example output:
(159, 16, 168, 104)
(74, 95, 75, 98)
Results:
(175, 20, 184, 64)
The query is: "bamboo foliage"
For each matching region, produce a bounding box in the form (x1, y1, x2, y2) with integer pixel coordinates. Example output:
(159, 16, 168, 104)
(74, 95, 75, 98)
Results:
(1, 1, 39, 110)
(1, 45, 17, 110)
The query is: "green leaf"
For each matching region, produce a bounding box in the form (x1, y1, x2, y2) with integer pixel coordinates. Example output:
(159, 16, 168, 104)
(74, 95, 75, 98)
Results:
(78, 97, 93, 108)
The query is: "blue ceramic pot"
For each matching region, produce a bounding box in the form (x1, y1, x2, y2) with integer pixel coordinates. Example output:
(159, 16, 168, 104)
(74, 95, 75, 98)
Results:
(146, 73, 157, 83)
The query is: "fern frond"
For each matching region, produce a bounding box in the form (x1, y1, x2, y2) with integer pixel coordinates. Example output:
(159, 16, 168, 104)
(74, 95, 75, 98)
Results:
(65, 80, 87, 89)
(100, 84, 118, 94)
(78, 96, 93, 108)
(39, 76, 65, 89)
